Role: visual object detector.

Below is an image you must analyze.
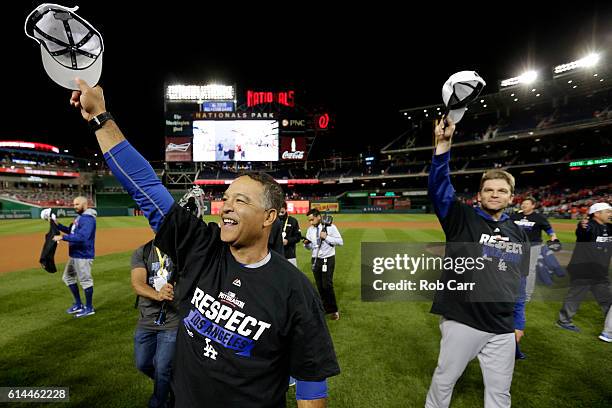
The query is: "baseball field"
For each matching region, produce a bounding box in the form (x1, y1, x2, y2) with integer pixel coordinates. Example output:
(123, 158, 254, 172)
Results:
(1, 214, 610, 407)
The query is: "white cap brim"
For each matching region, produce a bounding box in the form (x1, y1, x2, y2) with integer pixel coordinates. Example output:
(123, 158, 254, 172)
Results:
(448, 107, 467, 124)
(589, 202, 612, 214)
(41, 47, 102, 90)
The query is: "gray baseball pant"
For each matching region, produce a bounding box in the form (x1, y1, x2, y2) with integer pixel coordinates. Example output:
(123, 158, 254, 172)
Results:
(558, 280, 611, 324)
(62, 258, 94, 289)
(604, 307, 612, 337)
(425, 319, 515, 408)
(525, 244, 541, 301)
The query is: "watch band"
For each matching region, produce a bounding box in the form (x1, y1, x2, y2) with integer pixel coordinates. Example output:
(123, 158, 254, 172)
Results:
(88, 112, 114, 132)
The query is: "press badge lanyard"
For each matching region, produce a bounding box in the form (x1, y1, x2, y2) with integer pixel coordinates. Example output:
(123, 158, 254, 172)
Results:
(314, 225, 328, 272)
(282, 216, 289, 238)
(154, 247, 169, 280)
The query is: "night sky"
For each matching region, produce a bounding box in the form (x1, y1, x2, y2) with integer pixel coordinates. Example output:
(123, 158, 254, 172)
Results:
(4, 1, 612, 162)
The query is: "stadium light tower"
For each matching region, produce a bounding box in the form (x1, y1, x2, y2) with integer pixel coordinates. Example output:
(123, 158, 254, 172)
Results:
(500, 70, 538, 88)
(554, 52, 601, 75)
(520, 70, 538, 84)
(165, 84, 235, 102)
(582, 53, 600, 67)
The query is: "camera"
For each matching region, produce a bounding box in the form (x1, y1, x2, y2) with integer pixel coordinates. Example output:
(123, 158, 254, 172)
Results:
(321, 214, 334, 229)
(179, 186, 207, 219)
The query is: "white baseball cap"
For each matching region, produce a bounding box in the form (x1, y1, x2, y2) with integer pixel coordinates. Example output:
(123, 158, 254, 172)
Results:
(40, 208, 56, 221)
(40, 208, 52, 220)
(442, 71, 486, 123)
(25, 4, 103, 90)
(588, 202, 612, 214)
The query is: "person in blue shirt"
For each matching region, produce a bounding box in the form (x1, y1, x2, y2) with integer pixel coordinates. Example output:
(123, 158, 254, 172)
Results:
(53, 196, 97, 318)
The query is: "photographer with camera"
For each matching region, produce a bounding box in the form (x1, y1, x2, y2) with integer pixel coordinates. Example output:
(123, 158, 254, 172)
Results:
(304, 209, 344, 320)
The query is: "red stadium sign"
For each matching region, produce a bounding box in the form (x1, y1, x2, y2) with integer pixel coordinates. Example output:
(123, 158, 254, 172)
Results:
(210, 200, 309, 215)
(195, 179, 228, 185)
(165, 136, 193, 162)
(195, 179, 319, 185)
(0, 141, 60, 153)
(211, 200, 224, 215)
(286, 200, 310, 214)
(0, 167, 79, 177)
(276, 179, 319, 185)
(246, 90, 295, 107)
(315, 113, 330, 130)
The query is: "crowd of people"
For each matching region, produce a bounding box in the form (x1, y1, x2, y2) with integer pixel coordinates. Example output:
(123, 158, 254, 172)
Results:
(1, 152, 79, 170)
(1, 184, 93, 207)
(455, 183, 611, 219)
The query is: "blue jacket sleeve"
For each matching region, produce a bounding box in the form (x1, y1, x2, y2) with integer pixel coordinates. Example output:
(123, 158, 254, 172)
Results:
(428, 151, 456, 220)
(103, 141, 174, 232)
(62, 217, 94, 243)
(57, 223, 71, 234)
(513, 276, 527, 330)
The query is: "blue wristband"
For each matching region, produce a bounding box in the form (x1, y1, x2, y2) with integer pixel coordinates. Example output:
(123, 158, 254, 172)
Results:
(296, 379, 328, 400)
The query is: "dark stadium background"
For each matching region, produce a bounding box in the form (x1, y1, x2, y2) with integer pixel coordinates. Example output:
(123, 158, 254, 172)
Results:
(1, 3, 612, 407)
(4, 2, 612, 161)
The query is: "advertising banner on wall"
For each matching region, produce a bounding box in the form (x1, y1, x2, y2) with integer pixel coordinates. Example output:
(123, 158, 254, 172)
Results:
(211, 200, 223, 215)
(394, 198, 412, 209)
(372, 198, 393, 209)
(286, 200, 310, 215)
(165, 137, 193, 162)
(165, 112, 193, 136)
(280, 137, 306, 160)
(310, 202, 340, 212)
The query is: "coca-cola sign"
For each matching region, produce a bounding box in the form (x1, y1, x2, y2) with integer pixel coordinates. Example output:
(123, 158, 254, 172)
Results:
(280, 137, 307, 161)
(282, 151, 305, 159)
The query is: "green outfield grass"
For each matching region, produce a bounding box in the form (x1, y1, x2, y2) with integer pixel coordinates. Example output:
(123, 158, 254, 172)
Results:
(0, 216, 151, 237)
(0, 215, 609, 407)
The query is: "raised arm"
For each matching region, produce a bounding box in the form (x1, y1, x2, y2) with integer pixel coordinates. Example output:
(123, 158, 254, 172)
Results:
(428, 117, 457, 220)
(70, 79, 173, 232)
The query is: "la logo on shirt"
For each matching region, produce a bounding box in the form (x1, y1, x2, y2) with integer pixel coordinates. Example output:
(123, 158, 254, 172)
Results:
(183, 287, 272, 358)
